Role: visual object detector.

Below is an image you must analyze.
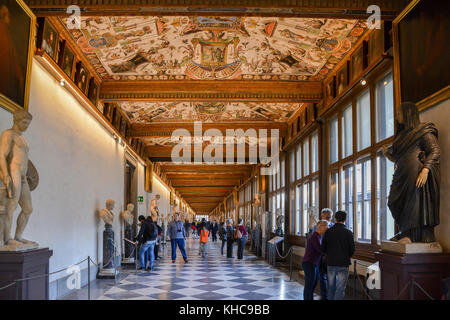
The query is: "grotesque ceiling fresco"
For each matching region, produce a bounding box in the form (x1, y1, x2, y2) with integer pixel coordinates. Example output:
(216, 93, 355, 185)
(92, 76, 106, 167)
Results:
(143, 136, 271, 147)
(63, 16, 367, 81)
(119, 101, 302, 123)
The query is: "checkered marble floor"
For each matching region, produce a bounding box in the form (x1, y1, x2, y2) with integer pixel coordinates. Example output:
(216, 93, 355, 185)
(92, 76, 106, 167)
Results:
(64, 237, 312, 300)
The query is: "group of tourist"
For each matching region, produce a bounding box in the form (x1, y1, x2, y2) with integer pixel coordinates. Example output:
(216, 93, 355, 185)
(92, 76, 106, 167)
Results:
(302, 208, 355, 300)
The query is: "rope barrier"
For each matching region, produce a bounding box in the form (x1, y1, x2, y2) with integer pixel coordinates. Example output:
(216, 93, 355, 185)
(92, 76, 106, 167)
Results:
(0, 282, 16, 292)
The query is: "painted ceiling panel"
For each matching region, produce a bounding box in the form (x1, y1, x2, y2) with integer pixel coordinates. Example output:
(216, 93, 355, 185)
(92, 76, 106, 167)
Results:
(63, 16, 367, 81)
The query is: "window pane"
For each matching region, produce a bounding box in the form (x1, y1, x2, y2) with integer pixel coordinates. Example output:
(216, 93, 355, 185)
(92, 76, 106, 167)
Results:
(376, 152, 395, 241)
(376, 73, 394, 142)
(296, 185, 301, 235)
(303, 139, 310, 176)
(356, 158, 371, 241)
(341, 104, 353, 158)
(276, 164, 280, 190)
(302, 183, 310, 236)
(329, 116, 338, 163)
(312, 178, 319, 209)
(290, 150, 295, 182)
(296, 144, 302, 179)
(281, 158, 285, 187)
(341, 164, 354, 232)
(311, 131, 319, 172)
(330, 171, 339, 214)
(357, 90, 371, 151)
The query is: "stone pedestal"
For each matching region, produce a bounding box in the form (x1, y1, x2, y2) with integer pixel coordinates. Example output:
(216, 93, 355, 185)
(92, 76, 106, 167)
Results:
(97, 224, 117, 279)
(375, 248, 450, 300)
(0, 248, 53, 300)
(381, 240, 443, 254)
(122, 225, 135, 264)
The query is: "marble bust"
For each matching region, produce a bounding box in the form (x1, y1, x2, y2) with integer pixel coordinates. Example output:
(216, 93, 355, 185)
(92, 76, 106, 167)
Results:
(99, 199, 115, 226)
(120, 203, 134, 226)
(0, 110, 38, 249)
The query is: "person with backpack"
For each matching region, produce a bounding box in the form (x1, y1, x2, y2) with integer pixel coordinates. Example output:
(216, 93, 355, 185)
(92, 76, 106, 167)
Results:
(135, 216, 158, 271)
(184, 219, 191, 238)
(218, 221, 227, 255)
(199, 225, 209, 258)
(235, 218, 248, 260)
(226, 219, 235, 258)
(154, 220, 163, 260)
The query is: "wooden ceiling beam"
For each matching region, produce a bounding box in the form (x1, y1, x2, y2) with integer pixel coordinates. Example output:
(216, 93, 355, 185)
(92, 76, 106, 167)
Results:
(100, 81, 321, 103)
(26, 0, 409, 19)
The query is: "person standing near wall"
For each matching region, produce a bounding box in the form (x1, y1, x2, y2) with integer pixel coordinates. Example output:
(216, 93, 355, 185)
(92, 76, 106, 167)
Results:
(167, 213, 188, 263)
(218, 221, 227, 255)
(135, 216, 158, 271)
(184, 219, 191, 238)
(211, 220, 219, 242)
(321, 211, 355, 300)
(302, 220, 329, 300)
(236, 218, 248, 260)
(226, 219, 235, 258)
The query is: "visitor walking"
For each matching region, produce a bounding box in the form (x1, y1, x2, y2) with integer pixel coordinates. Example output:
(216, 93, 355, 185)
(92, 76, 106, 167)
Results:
(184, 219, 191, 238)
(135, 216, 158, 271)
(235, 218, 248, 260)
(154, 219, 162, 260)
(167, 213, 188, 263)
(211, 220, 219, 242)
(218, 221, 227, 255)
(226, 219, 235, 258)
(302, 220, 328, 300)
(321, 211, 355, 300)
(199, 225, 209, 258)
(312, 208, 334, 300)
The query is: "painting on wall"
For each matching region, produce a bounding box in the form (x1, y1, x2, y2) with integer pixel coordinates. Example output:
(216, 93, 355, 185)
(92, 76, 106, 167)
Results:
(336, 61, 349, 96)
(324, 76, 336, 104)
(41, 19, 58, 60)
(75, 62, 89, 94)
(351, 45, 364, 82)
(393, 0, 450, 109)
(368, 25, 384, 65)
(87, 78, 99, 106)
(61, 45, 75, 79)
(0, 0, 35, 112)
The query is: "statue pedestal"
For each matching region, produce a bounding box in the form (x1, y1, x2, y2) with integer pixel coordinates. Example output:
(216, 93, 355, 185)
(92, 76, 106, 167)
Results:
(0, 248, 53, 300)
(122, 225, 135, 264)
(97, 224, 118, 279)
(375, 249, 450, 300)
(381, 240, 443, 254)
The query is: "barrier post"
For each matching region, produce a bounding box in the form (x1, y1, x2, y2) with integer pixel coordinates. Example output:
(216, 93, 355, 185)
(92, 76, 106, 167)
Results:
(87, 256, 91, 301)
(353, 260, 357, 300)
(409, 279, 414, 300)
(15, 281, 19, 300)
(289, 249, 293, 281)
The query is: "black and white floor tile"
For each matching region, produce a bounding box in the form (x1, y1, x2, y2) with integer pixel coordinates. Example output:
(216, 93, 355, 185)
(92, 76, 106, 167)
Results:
(63, 237, 314, 300)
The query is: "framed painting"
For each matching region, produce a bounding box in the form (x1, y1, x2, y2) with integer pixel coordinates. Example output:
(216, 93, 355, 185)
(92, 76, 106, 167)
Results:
(88, 78, 99, 106)
(37, 18, 59, 61)
(324, 75, 336, 104)
(74, 61, 89, 94)
(61, 45, 75, 80)
(368, 24, 384, 66)
(393, 0, 450, 110)
(351, 45, 364, 82)
(336, 61, 349, 96)
(0, 0, 35, 112)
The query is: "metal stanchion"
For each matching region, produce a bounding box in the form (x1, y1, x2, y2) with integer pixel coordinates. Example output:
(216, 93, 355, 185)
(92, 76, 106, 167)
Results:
(353, 260, 357, 300)
(409, 279, 414, 300)
(289, 249, 293, 281)
(87, 256, 91, 301)
(15, 281, 19, 300)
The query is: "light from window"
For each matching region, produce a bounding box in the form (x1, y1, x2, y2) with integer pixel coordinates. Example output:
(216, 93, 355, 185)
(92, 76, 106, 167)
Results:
(290, 150, 295, 182)
(296, 185, 301, 235)
(296, 144, 302, 180)
(376, 152, 396, 241)
(330, 170, 339, 215)
(311, 131, 319, 172)
(356, 158, 371, 241)
(302, 183, 310, 235)
(303, 139, 310, 176)
(281, 158, 285, 187)
(341, 164, 354, 231)
(330, 116, 338, 163)
(357, 90, 371, 151)
(342, 104, 353, 158)
(375, 73, 394, 142)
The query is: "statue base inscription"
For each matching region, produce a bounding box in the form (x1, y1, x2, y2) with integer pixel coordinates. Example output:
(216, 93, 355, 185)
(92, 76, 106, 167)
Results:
(381, 241, 443, 254)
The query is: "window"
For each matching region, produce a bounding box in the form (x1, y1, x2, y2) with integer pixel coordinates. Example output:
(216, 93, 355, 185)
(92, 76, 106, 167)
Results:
(311, 131, 319, 173)
(376, 152, 395, 241)
(312, 178, 319, 214)
(329, 116, 338, 163)
(295, 185, 301, 235)
(303, 139, 310, 176)
(296, 144, 302, 179)
(342, 104, 353, 158)
(281, 158, 285, 187)
(356, 157, 371, 241)
(341, 164, 354, 231)
(330, 170, 339, 214)
(356, 90, 371, 151)
(302, 183, 310, 235)
(375, 73, 394, 142)
(290, 150, 295, 182)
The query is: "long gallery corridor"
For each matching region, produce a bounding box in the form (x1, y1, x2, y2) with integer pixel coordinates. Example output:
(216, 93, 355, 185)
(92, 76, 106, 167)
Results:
(64, 237, 307, 300)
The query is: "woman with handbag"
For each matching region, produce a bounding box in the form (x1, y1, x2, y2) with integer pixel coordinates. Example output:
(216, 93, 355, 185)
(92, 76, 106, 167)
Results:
(235, 218, 248, 260)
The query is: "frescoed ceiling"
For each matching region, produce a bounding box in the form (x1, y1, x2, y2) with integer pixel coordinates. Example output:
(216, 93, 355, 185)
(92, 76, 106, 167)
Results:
(63, 16, 367, 81)
(119, 101, 302, 123)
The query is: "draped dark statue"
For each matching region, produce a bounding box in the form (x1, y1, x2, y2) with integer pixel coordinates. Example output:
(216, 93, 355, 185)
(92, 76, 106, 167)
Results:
(383, 102, 441, 243)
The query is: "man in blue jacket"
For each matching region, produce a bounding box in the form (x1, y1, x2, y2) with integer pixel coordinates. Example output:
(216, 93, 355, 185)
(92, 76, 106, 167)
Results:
(167, 213, 188, 263)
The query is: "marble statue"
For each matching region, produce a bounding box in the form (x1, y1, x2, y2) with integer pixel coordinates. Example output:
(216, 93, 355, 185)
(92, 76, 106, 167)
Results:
(275, 208, 284, 237)
(120, 203, 135, 260)
(150, 194, 160, 221)
(99, 199, 115, 271)
(120, 203, 134, 226)
(307, 206, 319, 233)
(0, 110, 38, 250)
(383, 102, 441, 243)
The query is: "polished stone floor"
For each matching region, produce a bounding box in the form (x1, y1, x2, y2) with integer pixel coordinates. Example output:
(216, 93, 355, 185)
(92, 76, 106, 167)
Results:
(63, 236, 314, 300)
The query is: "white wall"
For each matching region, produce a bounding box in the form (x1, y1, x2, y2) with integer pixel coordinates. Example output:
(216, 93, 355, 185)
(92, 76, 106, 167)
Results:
(420, 98, 450, 252)
(0, 60, 172, 297)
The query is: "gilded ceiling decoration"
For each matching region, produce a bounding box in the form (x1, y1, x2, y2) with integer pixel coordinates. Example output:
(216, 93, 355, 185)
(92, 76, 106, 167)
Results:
(143, 136, 271, 147)
(119, 101, 301, 123)
(63, 16, 367, 81)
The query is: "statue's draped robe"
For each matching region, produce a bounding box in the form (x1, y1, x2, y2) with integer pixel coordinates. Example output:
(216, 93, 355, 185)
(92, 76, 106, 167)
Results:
(387, 123, 440, 241)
